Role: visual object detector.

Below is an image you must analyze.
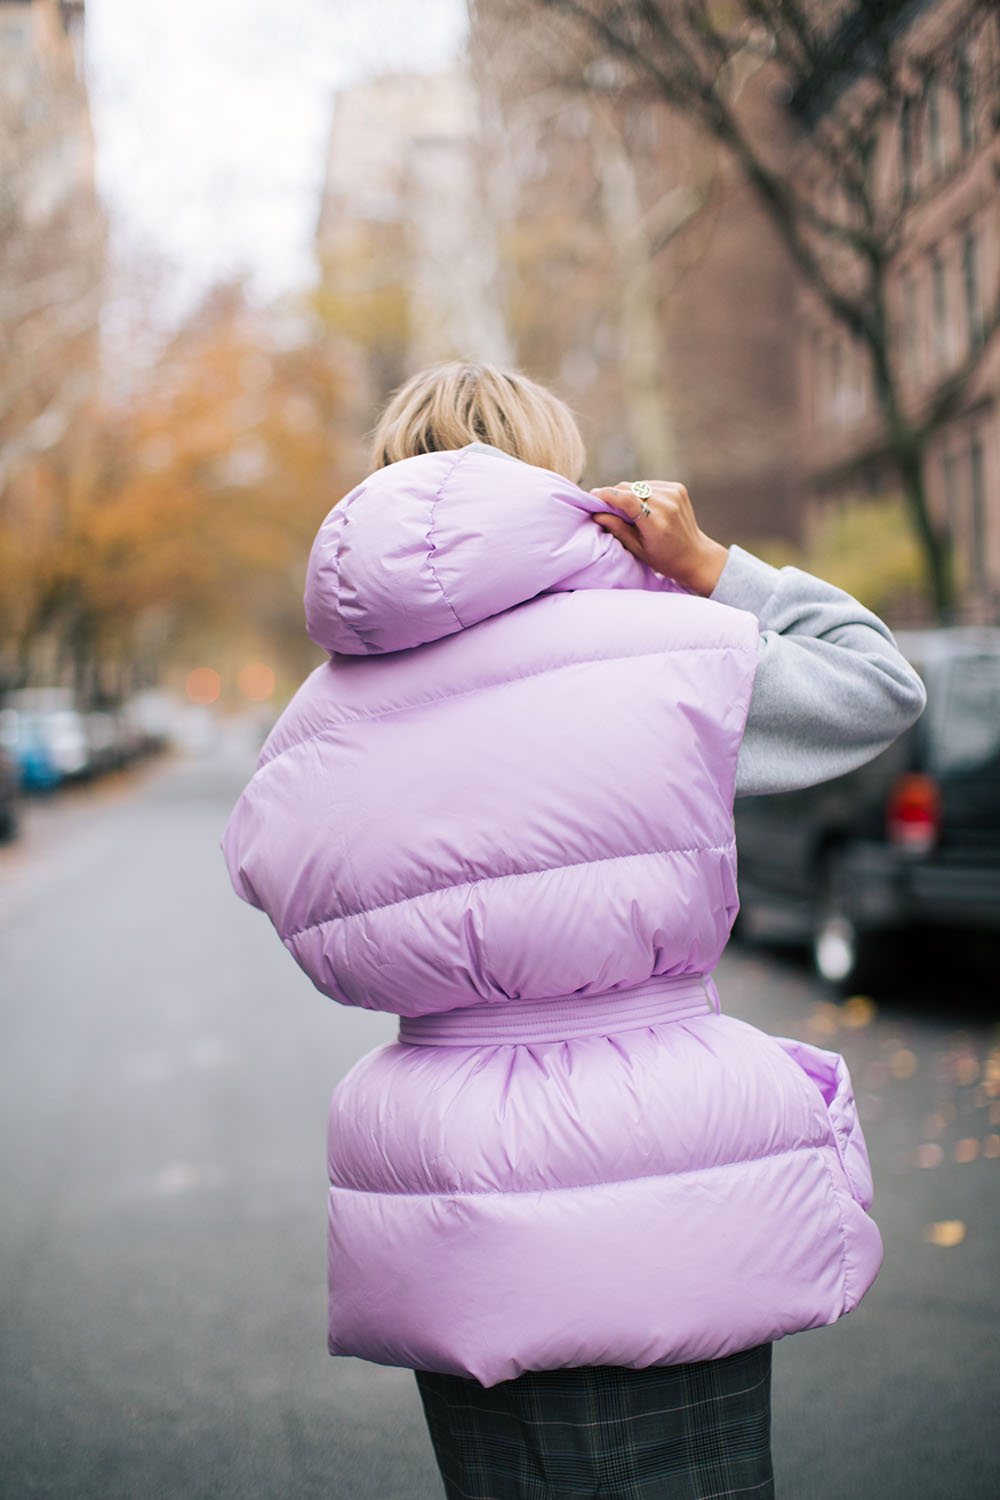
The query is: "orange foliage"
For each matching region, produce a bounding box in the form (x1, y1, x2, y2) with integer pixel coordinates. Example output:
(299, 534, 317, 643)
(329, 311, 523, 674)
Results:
(0, 283, 360, 694)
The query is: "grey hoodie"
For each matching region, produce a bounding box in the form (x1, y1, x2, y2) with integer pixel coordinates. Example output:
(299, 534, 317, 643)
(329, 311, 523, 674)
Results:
(713, 544, 926, 796)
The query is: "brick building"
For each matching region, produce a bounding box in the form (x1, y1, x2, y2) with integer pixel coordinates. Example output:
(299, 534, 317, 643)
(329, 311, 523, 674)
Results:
(317, 1, 996, 610)
(469, 0, 802, 537)
(793, 0, 999, 620)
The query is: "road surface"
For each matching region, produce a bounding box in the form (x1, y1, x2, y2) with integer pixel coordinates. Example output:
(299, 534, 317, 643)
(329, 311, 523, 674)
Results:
(1, 737, 997, 1498)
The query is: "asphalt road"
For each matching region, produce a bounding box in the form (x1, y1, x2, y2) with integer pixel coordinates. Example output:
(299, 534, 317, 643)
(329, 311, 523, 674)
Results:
(1, 737, 997, 1500)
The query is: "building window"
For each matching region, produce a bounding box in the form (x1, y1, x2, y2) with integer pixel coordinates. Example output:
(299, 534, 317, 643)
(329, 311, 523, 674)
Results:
(831, 336, 845, 423)
(962, 227, 981, 347)
(811, 329, 823, 424)
(931, 251, 948, 362)
(969, 434, 986, 586)
(900, 95, 915, 197)
(956, 43, 975, 154)
(925, 77, 945, 176)
(857, 341, 870, 418)
(902, 273, 919, 375)
(941, 447, 958, 542)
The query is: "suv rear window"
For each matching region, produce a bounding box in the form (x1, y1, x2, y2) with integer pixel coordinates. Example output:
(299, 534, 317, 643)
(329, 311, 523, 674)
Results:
(928, 654, 1000, 776)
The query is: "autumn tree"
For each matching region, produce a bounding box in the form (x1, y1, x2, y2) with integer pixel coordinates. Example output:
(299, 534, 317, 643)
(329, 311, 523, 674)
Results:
(523, 0, 1000, 618)
(1, 281, 357, 701)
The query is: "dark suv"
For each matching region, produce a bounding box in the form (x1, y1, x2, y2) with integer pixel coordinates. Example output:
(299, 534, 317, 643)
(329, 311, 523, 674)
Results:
(734, 628, 1000, 988)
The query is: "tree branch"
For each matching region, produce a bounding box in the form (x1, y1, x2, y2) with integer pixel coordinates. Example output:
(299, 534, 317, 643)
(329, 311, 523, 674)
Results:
(915, 290, 1000, 440)
(537, 0, 876, 338)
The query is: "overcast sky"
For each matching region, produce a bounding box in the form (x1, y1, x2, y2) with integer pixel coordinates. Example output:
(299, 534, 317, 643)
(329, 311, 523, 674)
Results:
(85, 0, 468, 310)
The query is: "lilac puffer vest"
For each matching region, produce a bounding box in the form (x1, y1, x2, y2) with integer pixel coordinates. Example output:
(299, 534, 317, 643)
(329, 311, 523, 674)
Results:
(222, 446, 882, 1386)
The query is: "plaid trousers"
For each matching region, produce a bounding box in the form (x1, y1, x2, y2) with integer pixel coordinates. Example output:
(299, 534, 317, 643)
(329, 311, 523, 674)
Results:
(415, 1344, 774, 1500)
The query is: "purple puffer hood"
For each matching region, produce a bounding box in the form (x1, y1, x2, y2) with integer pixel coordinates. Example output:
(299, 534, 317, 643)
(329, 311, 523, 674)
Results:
(303, 444, 686, 656)
(222, 445, 882, 1386)
(224, 446, 757, 1014)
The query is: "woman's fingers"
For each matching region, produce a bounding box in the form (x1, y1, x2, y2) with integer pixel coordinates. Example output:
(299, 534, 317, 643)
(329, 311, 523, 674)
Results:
(592, 511, 644, 556)
(589, 479, 728, 595)
(590, 484, 646, 526)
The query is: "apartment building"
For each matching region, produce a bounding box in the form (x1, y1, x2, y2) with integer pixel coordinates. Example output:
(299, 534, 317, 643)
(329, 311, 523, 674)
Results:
(315, 67, 510, 409)
(468, 0, 803, 537)
(0, 0, 97, 264)
(0, 0, 104, 487)
(795, 0, 999, 618)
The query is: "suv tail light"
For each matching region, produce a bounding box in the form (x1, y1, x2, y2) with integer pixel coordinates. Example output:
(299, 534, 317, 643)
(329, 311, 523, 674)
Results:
(887, 772, 941, 854)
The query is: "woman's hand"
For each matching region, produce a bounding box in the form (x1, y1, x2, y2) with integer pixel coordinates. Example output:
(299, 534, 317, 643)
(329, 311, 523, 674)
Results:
(590, 481, 729, 597)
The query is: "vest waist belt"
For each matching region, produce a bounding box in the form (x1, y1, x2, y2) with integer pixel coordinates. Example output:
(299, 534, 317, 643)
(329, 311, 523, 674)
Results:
(398, 973, 719, 1047)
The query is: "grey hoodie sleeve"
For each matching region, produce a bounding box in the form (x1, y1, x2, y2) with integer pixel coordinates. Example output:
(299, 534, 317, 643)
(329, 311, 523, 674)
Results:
(711, 545, 927, 798)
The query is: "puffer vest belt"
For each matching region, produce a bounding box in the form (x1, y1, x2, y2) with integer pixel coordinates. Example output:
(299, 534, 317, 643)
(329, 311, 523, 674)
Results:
(398, 973, 719, 1047)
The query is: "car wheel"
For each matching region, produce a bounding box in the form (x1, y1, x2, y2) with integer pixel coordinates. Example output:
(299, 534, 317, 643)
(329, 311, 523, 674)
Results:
(811, 856, 884, 990)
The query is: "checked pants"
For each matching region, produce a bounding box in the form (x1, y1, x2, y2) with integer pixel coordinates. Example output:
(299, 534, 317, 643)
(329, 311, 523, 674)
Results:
(416, 1343, 774, 1500)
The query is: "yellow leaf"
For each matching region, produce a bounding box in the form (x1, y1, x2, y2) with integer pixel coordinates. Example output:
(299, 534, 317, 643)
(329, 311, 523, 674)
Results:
(923, 1221, 966, 1247)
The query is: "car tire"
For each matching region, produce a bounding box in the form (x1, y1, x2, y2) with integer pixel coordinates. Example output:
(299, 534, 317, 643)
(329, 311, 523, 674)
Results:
(811, 854, 887, 991)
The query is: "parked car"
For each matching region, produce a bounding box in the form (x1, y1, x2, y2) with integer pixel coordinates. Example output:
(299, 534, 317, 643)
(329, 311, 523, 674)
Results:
(0, 742, 18, 841)
(119, 690, 176, 756)
(83, 709, 125, 777)
(734, 627, 1000, 988)
(1, 689, 90, 786)
(0, 709, 59, 791)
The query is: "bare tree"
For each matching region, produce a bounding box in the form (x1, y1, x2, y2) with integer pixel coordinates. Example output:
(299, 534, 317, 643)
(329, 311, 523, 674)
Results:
(524, 0, 999, 618)
(472, 0, 733, 479)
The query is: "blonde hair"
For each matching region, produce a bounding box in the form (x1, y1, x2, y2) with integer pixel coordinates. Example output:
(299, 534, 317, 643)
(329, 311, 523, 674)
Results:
(369, 362, 586, 482)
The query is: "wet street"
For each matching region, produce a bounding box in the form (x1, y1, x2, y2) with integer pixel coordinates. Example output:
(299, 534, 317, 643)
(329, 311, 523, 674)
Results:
(1, 739, 997, 1500)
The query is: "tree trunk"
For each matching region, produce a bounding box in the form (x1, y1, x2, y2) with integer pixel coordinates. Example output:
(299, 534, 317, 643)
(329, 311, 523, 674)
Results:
(897, 443, 955, 622)
(866, 282, 956, 623)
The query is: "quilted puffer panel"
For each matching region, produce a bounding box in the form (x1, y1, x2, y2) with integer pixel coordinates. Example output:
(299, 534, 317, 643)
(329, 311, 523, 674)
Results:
(224, 588, 757, 1013)
(325, 1147, 882, 1385)
(327, 1016, 843, 1196)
